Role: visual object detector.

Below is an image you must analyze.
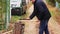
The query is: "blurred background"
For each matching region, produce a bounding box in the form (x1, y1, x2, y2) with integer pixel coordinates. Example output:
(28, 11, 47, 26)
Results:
(0, 0, 60, 34)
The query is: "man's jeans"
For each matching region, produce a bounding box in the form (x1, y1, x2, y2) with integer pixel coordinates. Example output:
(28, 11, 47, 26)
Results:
(39, 20, 49, 34)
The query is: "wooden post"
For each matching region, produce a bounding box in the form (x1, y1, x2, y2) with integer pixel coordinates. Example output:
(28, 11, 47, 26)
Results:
(5, 0, 10, 29)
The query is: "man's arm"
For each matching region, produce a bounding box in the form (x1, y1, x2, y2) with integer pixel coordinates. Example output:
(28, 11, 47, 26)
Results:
(29, 7, 37, 19)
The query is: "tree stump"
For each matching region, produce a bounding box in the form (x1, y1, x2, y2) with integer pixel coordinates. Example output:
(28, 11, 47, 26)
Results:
(13, 22, 25, 34)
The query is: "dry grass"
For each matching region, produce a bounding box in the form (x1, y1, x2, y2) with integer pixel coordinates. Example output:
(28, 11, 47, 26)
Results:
(46, 3, 60, 24)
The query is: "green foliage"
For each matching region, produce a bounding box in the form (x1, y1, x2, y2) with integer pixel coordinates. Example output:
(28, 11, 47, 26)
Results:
(56, 0, 60, 3)
(0, 0, 6, 30)
(46, 0, 56, 6)
(11, 14, 27, 23)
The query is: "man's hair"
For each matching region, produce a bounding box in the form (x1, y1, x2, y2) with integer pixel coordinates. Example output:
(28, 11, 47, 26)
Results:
(30, 0, 36, 4)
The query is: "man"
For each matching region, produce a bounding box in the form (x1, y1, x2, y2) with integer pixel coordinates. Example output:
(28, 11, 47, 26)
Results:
(27, 0, 51, 34)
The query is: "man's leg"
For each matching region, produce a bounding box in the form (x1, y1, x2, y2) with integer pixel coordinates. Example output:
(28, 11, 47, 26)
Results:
(39, 20, 46, 34)
(39, 25, 44, 34)
(44, 25, 49, 34)
(44, 20, 49, 34)
(39, 20, 49, 34)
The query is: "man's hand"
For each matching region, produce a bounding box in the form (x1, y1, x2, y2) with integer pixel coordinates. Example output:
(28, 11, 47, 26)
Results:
(26, 18, 31, 20)
(20, 18, 31, 20)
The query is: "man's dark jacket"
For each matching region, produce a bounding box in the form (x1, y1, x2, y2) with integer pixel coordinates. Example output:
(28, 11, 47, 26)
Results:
(29, 0, 51, 20)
